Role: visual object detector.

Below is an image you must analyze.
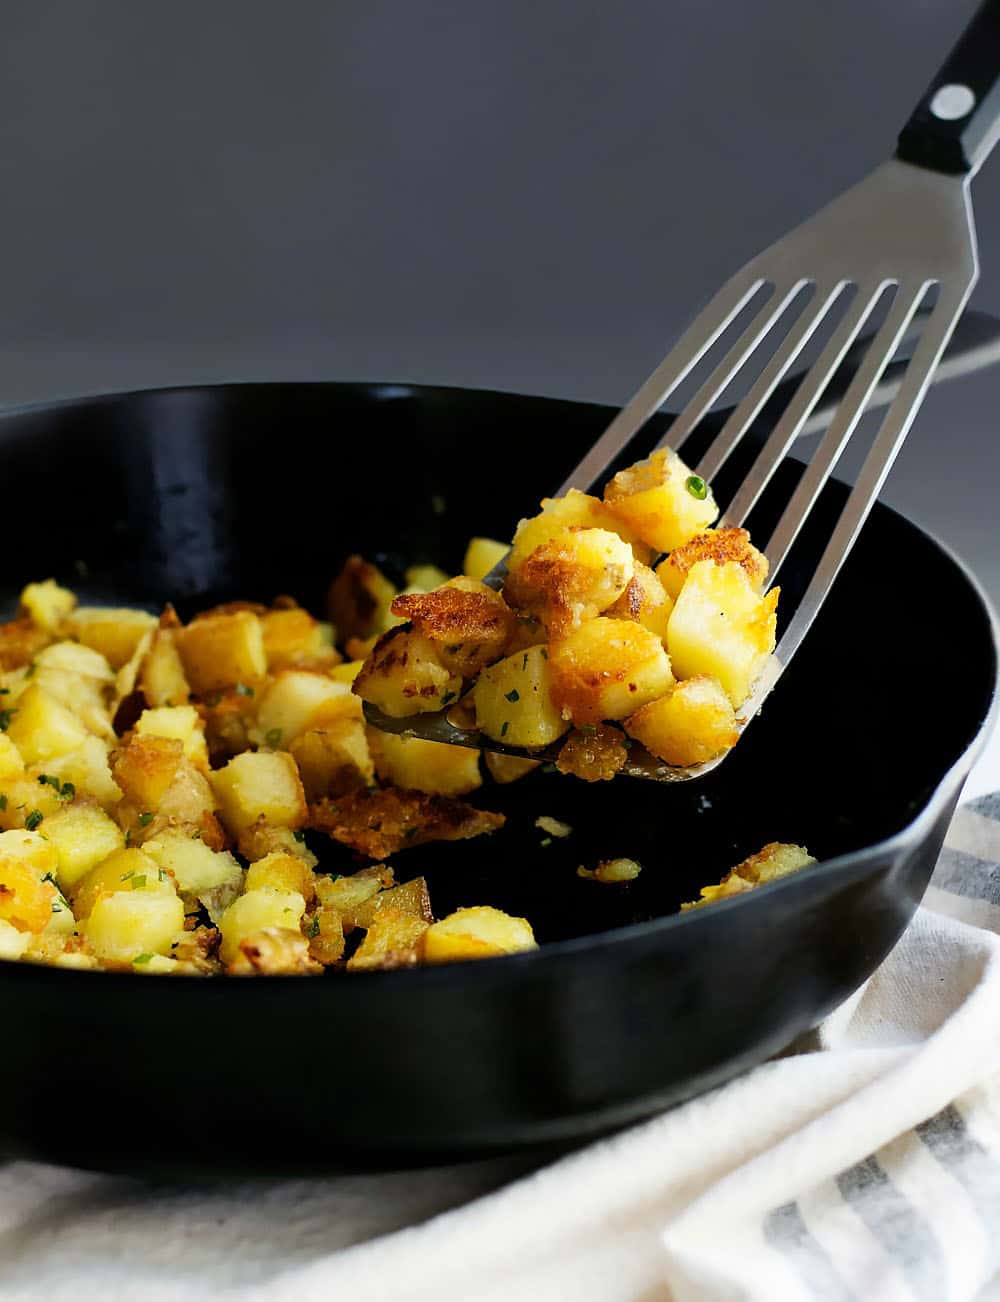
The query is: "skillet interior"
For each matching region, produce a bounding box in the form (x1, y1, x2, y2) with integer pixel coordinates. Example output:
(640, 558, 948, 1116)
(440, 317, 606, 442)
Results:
(0, 381, 994, 1173)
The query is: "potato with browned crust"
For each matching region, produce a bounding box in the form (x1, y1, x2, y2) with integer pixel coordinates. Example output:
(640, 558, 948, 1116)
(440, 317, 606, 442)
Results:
(548, 617, 675, 725)
(309, 786, 505, 859)
(625, 676, 738, 767)
(390, 577, 515, 676)
(503, 527, 635, 638)
(556, 724, 630, 782)
(656, 526, 769, 601)
(353, 627, 462, 719)
(603, 447, 718, 553)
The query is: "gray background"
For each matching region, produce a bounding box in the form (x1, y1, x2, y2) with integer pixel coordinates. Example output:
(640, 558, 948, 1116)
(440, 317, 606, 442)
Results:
(1, 1, 997, 602)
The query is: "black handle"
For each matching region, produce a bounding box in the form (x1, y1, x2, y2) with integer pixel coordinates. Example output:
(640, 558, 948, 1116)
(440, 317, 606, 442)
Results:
(896, 0, 1000, 175)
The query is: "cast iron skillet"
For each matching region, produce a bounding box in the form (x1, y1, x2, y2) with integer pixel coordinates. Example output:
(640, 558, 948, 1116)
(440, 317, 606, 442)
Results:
(0, 379, 995, 1177)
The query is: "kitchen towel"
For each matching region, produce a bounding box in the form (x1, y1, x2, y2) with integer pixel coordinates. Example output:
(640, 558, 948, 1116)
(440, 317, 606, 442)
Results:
(3, 766, 1000, 1300)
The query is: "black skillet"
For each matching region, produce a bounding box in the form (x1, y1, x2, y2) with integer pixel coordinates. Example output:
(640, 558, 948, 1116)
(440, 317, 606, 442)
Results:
(0, 321, 996, 1176)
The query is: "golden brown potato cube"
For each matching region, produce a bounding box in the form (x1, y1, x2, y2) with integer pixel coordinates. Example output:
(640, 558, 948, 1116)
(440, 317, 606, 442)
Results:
(463, 537, 509, 582)
(83, 888, 185, 961)
(353, 629, 461, 720)
(67, 607, 158, 670)
(42, 802, 126, 891)
(6, 683, 91, 763)
(228, 926, 321, 976)
(347, 875, 433, 930)
(0, 616, 50, 672)
(34, 641, 115, 739)
(0, 829, 59, 932)
(368, 729, 481, 797)
(346, 907, 430, 971)
(135, 705, 209, 770)
(70, 846, 169, 919)
(421, 906, 537, 963)
(508, 489, 654, 568)
(625, 676, 738, 766)
(473, 644, 569, 749)
(0, 735, 25, 784)
(139, 627, 190, 707)
(210, 750, 307, 836)
(290, 719, 374, 801)
(306, 906, 346, 965)
(485, 752, 541, 783)
(176, 611, 267, 695)
(19, 579, 77, 634)
(255, 669, 361, 748)
(245, 851, 316, 904)
(218, 887, 306, 965)
(604, 448, 718, 553)
(327, 555, 398, 642)
(143, 831, 242, 898)
(35, 734, 122, 810)
(548, 617, 674, 725)
(261, 607, 337, 670)
(237, 819, 318, 868)
(656, 526, 769, 601)
(604, 562, 673, 641)
(0, 777, 65, 830)
(683, 842, 815, 910)
(111, 734, 184, 809)
(504, 528, 634, 637)
(390, 577, 515, 676)
(666, 560, 778, 707)
(313, 863, 393, 919)
(556, 724, 629, 781)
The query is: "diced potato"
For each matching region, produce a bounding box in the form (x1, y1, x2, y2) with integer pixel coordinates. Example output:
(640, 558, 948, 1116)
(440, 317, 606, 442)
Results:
(0, 616, 50, 672)
(0, 829, 59, 932)
(605, 563, 673, 641)
(0, 918, 31, 959)
(218, 888, 306, 965)
(237, 820, 318, 868)
(177, 611, 267, 695)
(67, 606, 158, 669)
(34, 735, 122, 809)
(463, 537, 509, 582)
(226, 926, 321, 975)
(327, 555, 399, 642)
(353, 629, 461, 720)
(0, 735, 24, 784)
(288, 719, 373, 801)
(666, 560, 778, 707)
(656, 526, 769, 601)
(6, 684, 91, 763)
(548, 618, 675, 724)
(346, 876, 433, 930)
(683, 842, 816, 910)
(604, 448, 718, 553)
(135, 705, 209, 770)
(245, 851, 315, 903)
(346, 908, 430, 971)
(473, 644, 569, 749)
(20, 580, 77, 634)
(255, 670, 361, 748)
(111, 734, 184, 809)
(143, 832, 242, 897)
(508, 489, 654, 568)
(577, 857, 643, 883)
(42, 802, 126, 890)
(139, 627, 190, 707)
(329, 660, 364, 686)
(33, 641, 114, 739)
(210, 750, 307, 836)
(83, 889, 185, 961)
(261, 607, 335, 670)
(404, 564, 451, 592)
(625, 675, 738, 766)
(368, 730, 481, 797)
(421, 906, 536, 963)
(314, 865, 393, 929)
(70, 847, 170, 919)
(556, 724, 629, 781)
(0, 665, 32, 705)
(0, 777, 65, 830)
(305, 906, 345, 965)
(485, 752, 541, 783)
(504, 528, 634, 637)
(390, 577, 515, 676)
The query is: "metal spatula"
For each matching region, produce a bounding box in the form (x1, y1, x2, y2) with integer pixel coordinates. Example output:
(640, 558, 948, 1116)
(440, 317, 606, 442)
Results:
(366, 0, 1000, 781)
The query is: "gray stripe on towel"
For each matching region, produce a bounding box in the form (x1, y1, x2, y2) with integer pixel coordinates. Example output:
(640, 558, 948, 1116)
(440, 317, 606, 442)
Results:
(835, 1155, 946, 1302)
(968, 792, 1000, 823)
(917, 1104, 1000, 1270)
(931, 846, 1000, 904)
(763, 1202, 855, 1301)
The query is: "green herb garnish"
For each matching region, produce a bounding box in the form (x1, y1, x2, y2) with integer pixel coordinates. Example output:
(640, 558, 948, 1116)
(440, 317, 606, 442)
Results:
(504, 689, 520, 703)
(540, 837, 552, 847)
(24, 663, 36, 679)
(24, 809, 43, 831)
(0, 709, 16, 732)
(138, 812, 153, 826)
(540, 648, 548, 660)
(685, 474, 708, 500)
(500, 721, 510, 737)
(0, 795, 7, 811)
(265, 727, 282, 748)
(304, 915, 320, 938)
(293, 830, 306, 843)
(235, 682, 254, 697)
(522, 654, 528, 670)
(133, 953, 154, 965)
(120, 870, 135, 881)
(131, 875, 147, 890)
(440, 691, 457, 707)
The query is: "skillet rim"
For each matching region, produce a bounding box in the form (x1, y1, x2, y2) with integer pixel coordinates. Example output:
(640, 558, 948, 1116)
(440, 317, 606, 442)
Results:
(0, 379, 995, 990)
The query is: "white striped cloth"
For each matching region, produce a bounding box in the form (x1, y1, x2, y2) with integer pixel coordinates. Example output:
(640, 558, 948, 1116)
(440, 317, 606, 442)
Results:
(4, 777, 1000, 1300)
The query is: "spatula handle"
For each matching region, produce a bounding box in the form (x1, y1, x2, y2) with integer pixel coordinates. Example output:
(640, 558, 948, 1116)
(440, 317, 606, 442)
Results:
(897, 0, 1000, 176)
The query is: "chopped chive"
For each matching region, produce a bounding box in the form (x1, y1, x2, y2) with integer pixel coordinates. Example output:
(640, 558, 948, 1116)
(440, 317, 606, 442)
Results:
(125, 829, 132, 846)
(59, 780, 75, 801)
(24, 809, 43, 831)
(500, 721, 510, 737)
(540, 837, 552, 847)
(0, 687, 7, 694)
(24, 663, 36, 678)
(540, 648, 548, 660)
(0, 708, 16, 731)
(120, 870, 136, 881)
(541, 763, 558, 774)
(235, 682, 254, 697)
(685, 474, 708, 500)
(0, 795, 6, 811)
(265, 727, 282, 748)
(293, 830, 306, 843)
(504, 689, 520, 703)
(138, 812, 153, 827)
(131, 875, 147, 890)
(439, 690, 457, 707)
(133, 953, 154, 965)
(522, 654, 528, 670)
(304, 915, 320, 938)
(158, 868, 166, 881)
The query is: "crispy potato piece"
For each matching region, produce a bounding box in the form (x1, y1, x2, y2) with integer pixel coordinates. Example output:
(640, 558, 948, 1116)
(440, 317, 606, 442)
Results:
(390, 577, 515, 676)
(66, 607, 158, 670)
(139, 624, 190, 707)
(218, 887, 306, 966)
(353, 628, 461, 720)
(603, 448, 718, 553)
(368, 730, 481, 797)
(135, 705, 209, 770)
(42, 802, 126, 891)
(314, 864, 394, 927)
(346, 876, 433, 931)
(305, 906, 346, 965)
(310, 787, 505, 859)
(556, 724, 629, 782)
(20, 580, 77, 634)
(111, 734, 184, 810)
(0, 616, 50, 671)
(327, 555, 398, 642)
(463, 537, 509, 582)
(261, 606, 339, 671)
(6, 683, 91, 763)
(577, 857, 643, 882)
(0, 829, 59, 932)
(683, 842, 816, 910)
(143, 832, 243, 898)
(548, 618, 675, 725)
(485, 752, 541, 783)
(27, 734, 122, 810)
(604, 562, 673, 641)
(33, 642, 115, 739)
(0, 777, 66, 830)
(176, 611, 267, 695)
(473, 644, 568, 749)
(346, 908, 430, 971)
(625, 676, 738, 767)
(656, 526, 768, 601)
(236, 819, 318, 868)
(255, 670, 361, 748)
(508, 489, 654, 568)
(245, 851, 316, 905)
(197, 688, 258, 764)
(290, 719, 374, 801)
(421, 906, 536, 963)
(504, 528, 634, 637)
(83, 888, 185, 961)
(230, 927, 322, 976)
(211, 751, 307, 837)
(667, 560, 778, 707)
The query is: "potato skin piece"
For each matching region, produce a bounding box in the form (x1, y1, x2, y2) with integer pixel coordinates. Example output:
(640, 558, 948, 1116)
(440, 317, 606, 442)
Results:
(548, 618, 675, 724)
